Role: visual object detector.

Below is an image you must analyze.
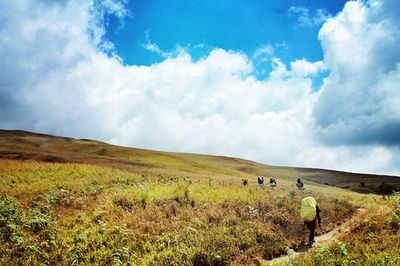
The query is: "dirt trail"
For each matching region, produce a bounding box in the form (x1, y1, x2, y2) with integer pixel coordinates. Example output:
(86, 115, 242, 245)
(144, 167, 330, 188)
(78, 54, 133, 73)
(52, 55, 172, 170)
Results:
(265, 208, 365, 266)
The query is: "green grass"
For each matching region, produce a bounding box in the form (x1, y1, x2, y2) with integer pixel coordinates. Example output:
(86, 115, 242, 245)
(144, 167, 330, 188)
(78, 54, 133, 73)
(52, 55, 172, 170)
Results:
(0, 159, 357, 265)
(0, 129, 398, 265)
(1, 129, 399, 193)
(0, 160, 142, 199)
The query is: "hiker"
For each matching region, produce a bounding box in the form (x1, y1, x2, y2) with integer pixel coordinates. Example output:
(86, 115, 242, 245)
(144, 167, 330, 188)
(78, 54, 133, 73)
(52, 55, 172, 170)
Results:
(242, 178, 248, 186)
(296, 178, 304, 190)
(257, 176, 265, 188)
(269, 177, 277, 188)
(301, 197, 321, 247)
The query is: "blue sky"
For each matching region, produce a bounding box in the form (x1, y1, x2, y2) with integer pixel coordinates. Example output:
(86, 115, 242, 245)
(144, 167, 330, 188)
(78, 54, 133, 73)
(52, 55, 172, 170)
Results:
(1, 0, 400, 175)
(106, 0, 346, 67)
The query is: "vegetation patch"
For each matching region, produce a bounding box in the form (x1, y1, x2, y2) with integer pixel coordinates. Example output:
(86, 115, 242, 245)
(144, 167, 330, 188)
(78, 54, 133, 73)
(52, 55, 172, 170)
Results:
(0, 159, 359, 265)
(296, 194, 400, 266)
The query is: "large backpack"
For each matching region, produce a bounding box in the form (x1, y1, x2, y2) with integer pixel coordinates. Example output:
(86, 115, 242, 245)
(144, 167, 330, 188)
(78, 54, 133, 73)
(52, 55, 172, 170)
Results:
(301, 197, 317, 222)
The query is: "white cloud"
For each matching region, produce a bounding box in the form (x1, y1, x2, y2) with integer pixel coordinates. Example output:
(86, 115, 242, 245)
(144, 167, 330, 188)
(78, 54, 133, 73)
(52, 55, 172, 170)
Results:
(268, 58, 326, 79)
(100, 0, 129, 18)
(253, 44, 274, 62)
(289, 60, 326, 77)
(314, 0, 400, 147)
(0, 0, 400, 176)
(143, 30, 170, 58)
(288, 6, 330, 28)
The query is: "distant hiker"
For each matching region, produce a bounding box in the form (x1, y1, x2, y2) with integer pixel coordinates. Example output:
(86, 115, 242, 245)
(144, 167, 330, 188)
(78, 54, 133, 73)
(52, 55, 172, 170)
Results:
(296, 179, 304, 190)
(257, 176, 265, 188)
(301, 197, 321, 247)
(242, 178, 248, 186)
(269, 177, 277, 188)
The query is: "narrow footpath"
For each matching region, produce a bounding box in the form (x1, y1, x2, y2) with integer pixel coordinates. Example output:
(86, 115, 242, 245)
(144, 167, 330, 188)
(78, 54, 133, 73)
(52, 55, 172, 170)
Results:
(265, 208, 365, 266)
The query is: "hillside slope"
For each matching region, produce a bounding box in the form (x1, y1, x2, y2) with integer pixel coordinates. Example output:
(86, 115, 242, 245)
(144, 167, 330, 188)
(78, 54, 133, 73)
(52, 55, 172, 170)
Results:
(1, 129, 398, 265)
(0, 129, 399, 193)
(0, 159, 361, 265)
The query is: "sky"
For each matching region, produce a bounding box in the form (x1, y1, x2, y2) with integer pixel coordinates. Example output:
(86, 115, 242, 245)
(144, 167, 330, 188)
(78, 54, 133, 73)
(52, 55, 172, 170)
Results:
(0, 0, 400, 175)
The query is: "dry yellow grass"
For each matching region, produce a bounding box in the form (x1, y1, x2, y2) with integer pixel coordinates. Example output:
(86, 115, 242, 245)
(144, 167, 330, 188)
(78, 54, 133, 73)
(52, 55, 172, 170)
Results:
(0, 129, 398, 265)
(0, 159, 357, 265)
(294, 194, 400, 266)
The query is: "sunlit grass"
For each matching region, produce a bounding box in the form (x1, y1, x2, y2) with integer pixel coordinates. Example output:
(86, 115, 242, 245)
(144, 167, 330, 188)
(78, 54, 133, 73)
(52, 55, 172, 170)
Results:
(0, 160, 141, 197)
(295, 194, 400, 265)
(0, 159, 360, 265)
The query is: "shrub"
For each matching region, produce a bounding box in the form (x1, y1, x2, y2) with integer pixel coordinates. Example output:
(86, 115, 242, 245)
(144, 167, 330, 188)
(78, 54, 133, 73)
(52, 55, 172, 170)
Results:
(0, 196, 23, 242)
(25, 209, 51, 233)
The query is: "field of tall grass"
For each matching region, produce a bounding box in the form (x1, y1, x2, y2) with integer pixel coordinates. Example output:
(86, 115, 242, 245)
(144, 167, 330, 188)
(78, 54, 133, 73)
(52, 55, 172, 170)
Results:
(295, 193, 400, 266)
(0, 159, 358, 265)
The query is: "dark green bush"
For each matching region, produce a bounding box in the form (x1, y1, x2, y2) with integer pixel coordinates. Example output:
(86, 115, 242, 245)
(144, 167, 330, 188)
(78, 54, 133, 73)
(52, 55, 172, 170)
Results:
(0, 196, 24, 242)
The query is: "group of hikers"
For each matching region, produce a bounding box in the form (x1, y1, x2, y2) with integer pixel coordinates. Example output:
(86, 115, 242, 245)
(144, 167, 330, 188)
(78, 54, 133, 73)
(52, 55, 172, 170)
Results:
(241, 176, 320, 247)
(241, 176, 305, 190)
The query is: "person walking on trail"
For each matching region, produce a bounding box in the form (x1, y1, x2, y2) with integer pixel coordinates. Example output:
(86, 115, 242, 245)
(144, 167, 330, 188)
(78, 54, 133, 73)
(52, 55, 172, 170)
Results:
(301, 197, 321, 247)
(257, 176, 265, 188)
(269, 177, 277, 188)
(296, 178, 305, 190)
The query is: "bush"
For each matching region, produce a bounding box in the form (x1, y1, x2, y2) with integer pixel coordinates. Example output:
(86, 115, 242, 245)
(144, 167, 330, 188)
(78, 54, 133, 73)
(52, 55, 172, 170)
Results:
(0, 196, 24, 242)
(25, 209, 51, 233)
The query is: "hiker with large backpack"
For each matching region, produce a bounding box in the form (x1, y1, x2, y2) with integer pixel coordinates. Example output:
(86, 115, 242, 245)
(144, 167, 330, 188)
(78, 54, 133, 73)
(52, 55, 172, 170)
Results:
(300, 197, 321, 247)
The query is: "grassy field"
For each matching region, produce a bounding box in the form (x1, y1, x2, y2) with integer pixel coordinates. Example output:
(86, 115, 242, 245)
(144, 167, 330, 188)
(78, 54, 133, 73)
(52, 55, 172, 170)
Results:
(0, 129, 399, 265)
(0, 159, 360, 265)
(1, 129, 399, 193)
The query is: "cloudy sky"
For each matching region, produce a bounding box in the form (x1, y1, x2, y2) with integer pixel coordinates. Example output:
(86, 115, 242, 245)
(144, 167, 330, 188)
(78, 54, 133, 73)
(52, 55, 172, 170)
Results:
(1, 0, 400, 175)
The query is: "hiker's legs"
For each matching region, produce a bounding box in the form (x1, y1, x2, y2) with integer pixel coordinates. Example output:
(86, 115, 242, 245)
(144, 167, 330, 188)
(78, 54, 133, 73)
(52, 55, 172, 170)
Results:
(304, 219, 316, 243)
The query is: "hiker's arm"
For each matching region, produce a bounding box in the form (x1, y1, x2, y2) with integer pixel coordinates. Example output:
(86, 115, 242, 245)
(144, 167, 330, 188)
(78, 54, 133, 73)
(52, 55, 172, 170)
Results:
(316, 206, 321, 226)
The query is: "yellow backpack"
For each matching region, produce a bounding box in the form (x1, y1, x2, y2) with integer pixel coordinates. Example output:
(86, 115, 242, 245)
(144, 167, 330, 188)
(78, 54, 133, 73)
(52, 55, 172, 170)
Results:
(301, 197, 317, 222)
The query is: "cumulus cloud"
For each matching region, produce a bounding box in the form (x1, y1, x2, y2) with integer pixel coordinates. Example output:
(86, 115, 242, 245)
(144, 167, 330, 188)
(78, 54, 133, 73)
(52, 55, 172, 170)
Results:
(0, 0, 399, 175)
(289, 60, 326, 77)
(314, 0, 400, 146)
(0, 0, 316, 164)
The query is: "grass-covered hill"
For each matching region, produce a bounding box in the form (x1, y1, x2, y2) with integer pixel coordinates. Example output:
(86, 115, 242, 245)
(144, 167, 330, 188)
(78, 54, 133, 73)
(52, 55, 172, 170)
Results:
(0, 129, 399, 265)
(0, 129, 399, 194)
(0, 159, 358, 265)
